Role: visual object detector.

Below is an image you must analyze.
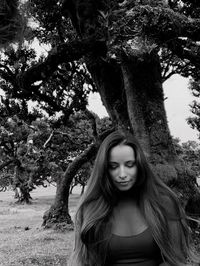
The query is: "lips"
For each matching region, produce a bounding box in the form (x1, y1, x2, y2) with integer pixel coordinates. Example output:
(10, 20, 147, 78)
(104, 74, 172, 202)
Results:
(118, 181, 129, 185)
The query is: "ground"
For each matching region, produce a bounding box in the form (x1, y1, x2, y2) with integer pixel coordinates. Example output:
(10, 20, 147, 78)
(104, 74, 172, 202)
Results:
(0, 185, 81, 266)
(0, 185, 199, 265)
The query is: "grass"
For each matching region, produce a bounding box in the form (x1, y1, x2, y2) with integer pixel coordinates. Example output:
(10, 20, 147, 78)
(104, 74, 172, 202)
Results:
(0, 185, 81, 266)
(0, 186, 199, 266)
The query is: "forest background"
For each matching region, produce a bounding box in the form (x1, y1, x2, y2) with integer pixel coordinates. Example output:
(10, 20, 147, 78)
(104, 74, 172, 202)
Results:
(0, 0, 200, 265)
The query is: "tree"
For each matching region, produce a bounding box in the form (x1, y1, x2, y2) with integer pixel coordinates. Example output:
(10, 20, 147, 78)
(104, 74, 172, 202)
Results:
(171, 138, 200, 229)
(0, 101, 108, 204)
(1, 0, 200, 227)
(0, 0, 24, 47)
(187, 79, 200, 138)
(42, 112, 114, 228)
(60, 0, 200, 182)
(0, 109, 55, 203)
(43, 0, 200, 227)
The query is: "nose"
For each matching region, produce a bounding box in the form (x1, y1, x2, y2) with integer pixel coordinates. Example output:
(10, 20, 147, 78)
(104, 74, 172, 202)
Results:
(119, 166, 127, 179)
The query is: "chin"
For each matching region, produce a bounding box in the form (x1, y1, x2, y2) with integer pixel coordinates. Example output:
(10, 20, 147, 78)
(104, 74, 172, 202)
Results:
(117, 185, 134, 191)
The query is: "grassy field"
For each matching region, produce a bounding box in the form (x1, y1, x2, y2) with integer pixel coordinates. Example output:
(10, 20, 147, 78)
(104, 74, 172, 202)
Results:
(0, 186, 199, 266)
(0, 185, 81, 266)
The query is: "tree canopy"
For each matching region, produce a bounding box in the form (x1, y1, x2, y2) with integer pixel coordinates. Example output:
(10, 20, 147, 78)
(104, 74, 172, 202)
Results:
(0, 0, 199, 99)
(0, 0, 200, 227)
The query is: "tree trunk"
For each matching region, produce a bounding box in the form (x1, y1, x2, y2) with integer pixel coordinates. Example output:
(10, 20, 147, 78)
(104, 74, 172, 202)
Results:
(41, 1, 200, 229)
(17, 185, 32, 204)
(42, 142, 99, 229)
(42, 178, 74, 230)
(87, 51, 181, 183)
(86, 58, 131, 131)
(13, 165, 32, 204)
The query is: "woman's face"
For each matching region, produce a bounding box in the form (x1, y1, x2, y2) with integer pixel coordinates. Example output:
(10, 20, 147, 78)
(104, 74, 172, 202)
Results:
(108, 144, 138, 191)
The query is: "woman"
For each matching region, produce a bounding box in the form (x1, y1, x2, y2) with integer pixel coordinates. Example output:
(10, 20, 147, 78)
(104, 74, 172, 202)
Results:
(69, 130, 199, 266)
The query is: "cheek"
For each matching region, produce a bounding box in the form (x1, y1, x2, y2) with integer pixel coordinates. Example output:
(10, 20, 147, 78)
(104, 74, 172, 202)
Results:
(129, 167, 138, 177)
(108, 170, 117, 181)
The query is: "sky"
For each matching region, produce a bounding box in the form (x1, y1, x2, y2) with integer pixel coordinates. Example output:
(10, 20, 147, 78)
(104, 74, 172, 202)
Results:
(163, 74, 199, 143)
(88, 74, 199, 144)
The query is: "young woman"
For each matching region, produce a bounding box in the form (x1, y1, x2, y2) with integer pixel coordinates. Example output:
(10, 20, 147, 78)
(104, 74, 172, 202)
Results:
(69, 130, 199, 266)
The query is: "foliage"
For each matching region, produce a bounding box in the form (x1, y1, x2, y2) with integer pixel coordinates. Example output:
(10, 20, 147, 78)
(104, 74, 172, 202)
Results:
(170, 138, 200, 214)
(0, 0, 25, 47)
(173, 137, 200, 179)
(187, 79, 200, 139)
(69, 115, 113, 193)
(0, 93, 112, 202)
(0, 0, 199, 125)
(0, 0, 199, 99)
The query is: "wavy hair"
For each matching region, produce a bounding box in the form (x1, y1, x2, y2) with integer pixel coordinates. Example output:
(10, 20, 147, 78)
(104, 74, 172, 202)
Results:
(69, 130, 199, 266)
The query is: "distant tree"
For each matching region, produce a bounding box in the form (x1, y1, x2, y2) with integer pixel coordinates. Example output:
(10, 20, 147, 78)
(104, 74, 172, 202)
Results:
(170, 138, 200, 214)
(187, 79, 200, 138)
(0, 109, 55, 203)
(181, 140, 200, 179)
(70, 162, 92, 195)
(69, 116, 112, 194)
(176, 139, 200, 226)
(0, 36, 113, 224)
(0, 98, 112, 206)
(42, 111, 114, 228)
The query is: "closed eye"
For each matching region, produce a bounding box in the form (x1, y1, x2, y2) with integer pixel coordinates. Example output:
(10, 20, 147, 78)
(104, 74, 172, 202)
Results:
(125, 161, 136, 167)
(108, 163, 118, 170)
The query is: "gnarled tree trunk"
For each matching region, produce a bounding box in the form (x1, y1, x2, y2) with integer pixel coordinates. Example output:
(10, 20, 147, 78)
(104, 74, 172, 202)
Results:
(87, 50, 180, 183)
(13, 164, 32, 204)
(42, 128, 114, 228)
(42, 0, 200, 228)
(42, 141, 99, 229)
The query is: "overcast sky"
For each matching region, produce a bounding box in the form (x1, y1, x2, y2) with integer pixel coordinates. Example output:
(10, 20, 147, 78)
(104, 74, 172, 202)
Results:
(88, 74, 199, 144)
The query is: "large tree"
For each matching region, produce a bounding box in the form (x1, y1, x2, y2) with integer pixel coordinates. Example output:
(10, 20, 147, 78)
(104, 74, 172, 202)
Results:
(1, 0, 200, 227)
(60, 0, 200, 181)
(41, 0, 200, 226)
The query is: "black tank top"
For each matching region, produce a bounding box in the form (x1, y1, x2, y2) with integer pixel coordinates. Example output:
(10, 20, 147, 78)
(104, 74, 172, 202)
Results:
(105, 227, 163, 266)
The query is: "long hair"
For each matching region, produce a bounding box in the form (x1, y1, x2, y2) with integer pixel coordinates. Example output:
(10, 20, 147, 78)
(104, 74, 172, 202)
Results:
(69, 130, 199, 266)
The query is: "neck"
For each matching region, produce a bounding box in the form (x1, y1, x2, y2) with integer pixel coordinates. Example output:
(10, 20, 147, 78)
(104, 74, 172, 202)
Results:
(115, 188, 139, 204)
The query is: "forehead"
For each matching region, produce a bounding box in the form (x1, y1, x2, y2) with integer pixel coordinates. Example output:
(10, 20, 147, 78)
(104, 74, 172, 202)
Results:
(108, 144, 135, 161)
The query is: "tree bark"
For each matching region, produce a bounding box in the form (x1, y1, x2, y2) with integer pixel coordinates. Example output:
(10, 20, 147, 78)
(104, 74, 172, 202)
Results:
(86, 58, 131, 130)
(42, 128, 114, 228)
(87, 51, 180, 182)
(13, 165, 32, 204)
(42, 142, 99, 229)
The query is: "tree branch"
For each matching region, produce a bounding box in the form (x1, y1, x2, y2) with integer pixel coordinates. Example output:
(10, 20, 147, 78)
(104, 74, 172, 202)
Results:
(59, 127, 115, 190)
(84, 108, 98, 140)
(43, 131, 55, 148)
(167, 40, 200, 68)
(0, 64, 15, 76)
(0, 159, 15, 171)
(112, 5, 200, 42)
(0, 69, 15, 85)
(18, 38, 104, 91)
